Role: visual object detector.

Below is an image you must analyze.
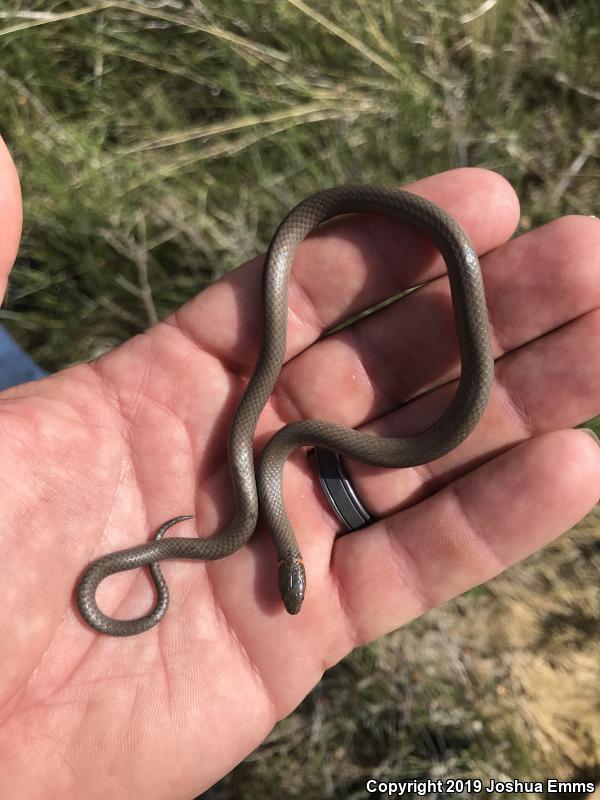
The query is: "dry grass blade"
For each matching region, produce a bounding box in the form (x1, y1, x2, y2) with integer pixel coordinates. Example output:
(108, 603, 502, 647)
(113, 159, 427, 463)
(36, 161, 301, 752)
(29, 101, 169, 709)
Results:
(116, 100, 376, 155)
(116, 1, 289, 65)
(286, 0, 402, 81)
(0, 2, 115, 37)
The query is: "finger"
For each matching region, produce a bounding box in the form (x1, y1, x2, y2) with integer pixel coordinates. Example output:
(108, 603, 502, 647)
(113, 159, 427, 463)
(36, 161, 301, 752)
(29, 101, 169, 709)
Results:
(275, 215, 600, 435)
(168, 168, 519, 371)
(341, 307, 600, 517)
(327, 429, 600, 645)
(0, 136, 22, 302)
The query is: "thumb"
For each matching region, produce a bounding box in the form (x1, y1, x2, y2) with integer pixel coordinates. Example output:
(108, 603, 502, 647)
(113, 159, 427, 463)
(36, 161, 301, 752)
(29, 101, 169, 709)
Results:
(0, 136, 23, 303)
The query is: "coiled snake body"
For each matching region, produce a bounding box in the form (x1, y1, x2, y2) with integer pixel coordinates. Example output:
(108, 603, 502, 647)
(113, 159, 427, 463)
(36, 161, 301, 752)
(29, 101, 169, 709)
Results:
(77, 186, 494, 636)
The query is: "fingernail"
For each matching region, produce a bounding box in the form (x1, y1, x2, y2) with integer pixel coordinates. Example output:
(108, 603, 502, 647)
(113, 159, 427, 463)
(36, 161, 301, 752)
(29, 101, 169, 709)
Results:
(581, 428, 600, 446)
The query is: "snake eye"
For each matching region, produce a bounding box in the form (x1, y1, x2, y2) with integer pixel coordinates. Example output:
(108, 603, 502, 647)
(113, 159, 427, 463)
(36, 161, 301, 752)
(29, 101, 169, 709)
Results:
(278, 558, 306, 615)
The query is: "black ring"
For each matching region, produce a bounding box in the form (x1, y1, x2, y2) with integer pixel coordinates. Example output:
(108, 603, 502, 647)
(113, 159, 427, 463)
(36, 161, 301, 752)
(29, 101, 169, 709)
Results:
(310, 448, 373, 531)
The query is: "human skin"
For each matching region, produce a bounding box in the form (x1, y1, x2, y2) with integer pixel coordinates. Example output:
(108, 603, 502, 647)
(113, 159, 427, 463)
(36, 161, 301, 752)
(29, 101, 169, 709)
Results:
(0, 141, 598, 798)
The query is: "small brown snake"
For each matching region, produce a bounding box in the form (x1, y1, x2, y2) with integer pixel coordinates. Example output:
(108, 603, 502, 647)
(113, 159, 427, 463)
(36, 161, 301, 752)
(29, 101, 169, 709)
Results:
(77, 186, 493, 636)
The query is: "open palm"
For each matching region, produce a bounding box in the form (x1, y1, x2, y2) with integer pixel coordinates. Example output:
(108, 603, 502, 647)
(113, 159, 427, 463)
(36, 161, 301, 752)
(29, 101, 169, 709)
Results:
(0, 143, 598, 798)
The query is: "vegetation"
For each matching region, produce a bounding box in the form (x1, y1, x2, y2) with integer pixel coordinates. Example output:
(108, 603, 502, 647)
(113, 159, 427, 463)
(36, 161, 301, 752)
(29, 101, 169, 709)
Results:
(0, 1, 598, 794)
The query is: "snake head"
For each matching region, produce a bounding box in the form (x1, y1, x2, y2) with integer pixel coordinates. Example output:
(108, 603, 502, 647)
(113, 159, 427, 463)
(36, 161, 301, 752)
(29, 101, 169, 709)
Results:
(278, 557, 306, 615)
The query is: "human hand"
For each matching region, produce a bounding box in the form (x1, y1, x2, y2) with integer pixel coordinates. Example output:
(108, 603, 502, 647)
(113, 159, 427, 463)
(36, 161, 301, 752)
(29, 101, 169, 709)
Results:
(0, 143, 598, 798)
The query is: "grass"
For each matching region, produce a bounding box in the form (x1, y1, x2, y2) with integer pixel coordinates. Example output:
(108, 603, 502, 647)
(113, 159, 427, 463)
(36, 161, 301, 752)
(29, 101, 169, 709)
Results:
(0, 0, 598, 794)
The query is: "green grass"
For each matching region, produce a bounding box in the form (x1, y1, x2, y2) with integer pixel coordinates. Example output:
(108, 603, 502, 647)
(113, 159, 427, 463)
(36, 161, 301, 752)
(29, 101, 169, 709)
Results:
(2, 0, 599, 371)
(1, 1, 599, 794)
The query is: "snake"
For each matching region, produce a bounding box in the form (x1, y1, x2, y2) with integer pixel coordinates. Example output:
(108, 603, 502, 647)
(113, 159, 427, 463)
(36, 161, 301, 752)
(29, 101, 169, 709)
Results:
(77, 186, 494, 636)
